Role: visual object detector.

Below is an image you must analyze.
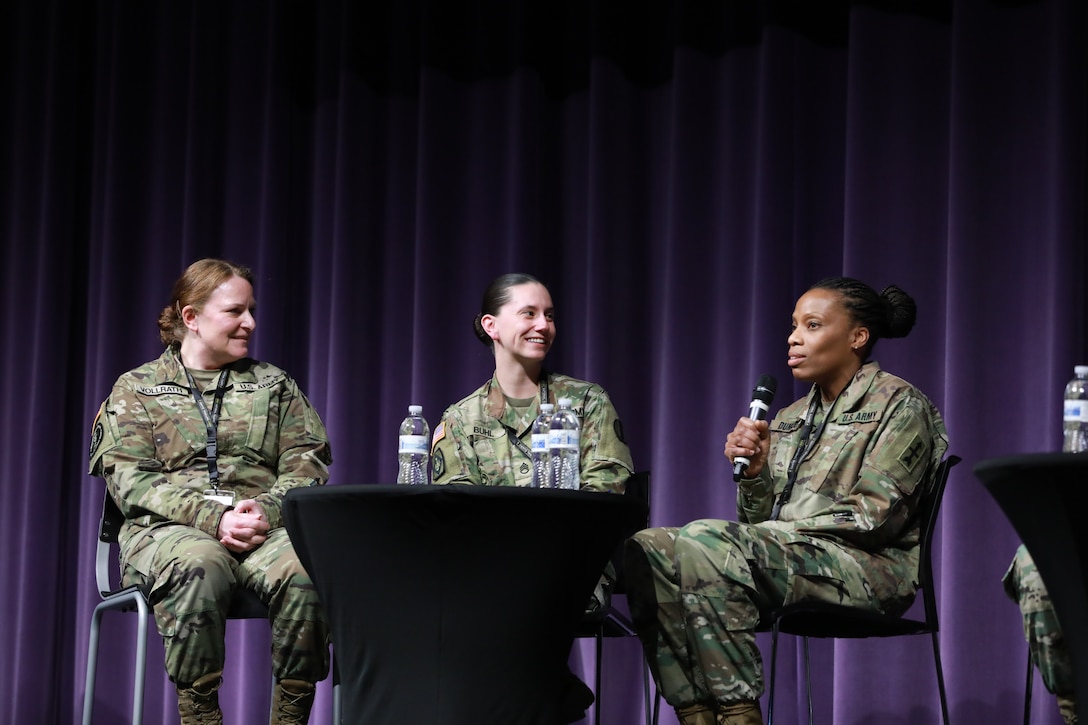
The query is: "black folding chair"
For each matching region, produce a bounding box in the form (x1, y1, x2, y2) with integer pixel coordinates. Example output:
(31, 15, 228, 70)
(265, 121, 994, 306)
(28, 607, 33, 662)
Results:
(761, 455, 961, 725)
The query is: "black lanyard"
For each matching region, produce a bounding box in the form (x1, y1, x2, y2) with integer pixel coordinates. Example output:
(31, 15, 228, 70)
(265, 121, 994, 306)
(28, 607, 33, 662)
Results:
(184, 366, 231, 492)
(502, 373, 550, 460)
(770, 386, 843, 520)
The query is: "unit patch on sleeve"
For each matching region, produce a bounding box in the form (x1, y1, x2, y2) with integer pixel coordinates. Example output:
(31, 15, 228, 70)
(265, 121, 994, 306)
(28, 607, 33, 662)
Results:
(897, 433, 925, 473)
(432, 448, 446, 480)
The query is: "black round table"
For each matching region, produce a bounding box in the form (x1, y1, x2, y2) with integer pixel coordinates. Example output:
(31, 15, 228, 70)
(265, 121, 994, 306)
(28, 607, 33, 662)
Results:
(283, 484, 648, 725)
(976, 452, 1088, 725)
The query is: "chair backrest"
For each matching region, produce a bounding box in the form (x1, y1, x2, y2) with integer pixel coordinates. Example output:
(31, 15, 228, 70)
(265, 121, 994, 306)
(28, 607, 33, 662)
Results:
(612, 470, 650, 594)
(95, 489, 125, 597)
(916, 455, 962, 628)
(625, 470, 650, 526)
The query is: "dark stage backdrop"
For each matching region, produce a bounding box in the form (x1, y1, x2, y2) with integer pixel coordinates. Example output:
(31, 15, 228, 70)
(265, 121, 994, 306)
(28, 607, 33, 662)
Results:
(3, 1, 1086, 723)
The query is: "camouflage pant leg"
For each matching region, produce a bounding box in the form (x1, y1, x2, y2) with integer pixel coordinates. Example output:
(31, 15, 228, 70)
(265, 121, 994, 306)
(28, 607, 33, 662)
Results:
(626, 520, 880, 709)
(236, 528, 330, 683)
(1004, 545, 1076, 700)
(626, 527, 703, 706)
(122, 525, 236, 685)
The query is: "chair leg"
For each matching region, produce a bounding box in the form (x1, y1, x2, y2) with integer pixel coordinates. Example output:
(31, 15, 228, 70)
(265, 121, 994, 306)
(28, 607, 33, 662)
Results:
(594, 630, 603, 725)
(81, 606, 105, 725)
(803, 637, 813, 725)
(767, 623, 779, 725)
(332, 651, 342, 725)
(83, 598, 150, 725)
(930, 630, 950, 725)
(131, 599, 149, 725)
(642, 659, 654, 725)
(1024, 648, 1034, 725)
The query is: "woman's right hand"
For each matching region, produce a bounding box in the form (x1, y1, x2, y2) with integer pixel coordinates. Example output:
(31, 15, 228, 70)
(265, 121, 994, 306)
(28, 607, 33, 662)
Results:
(724, 417, 770, 478)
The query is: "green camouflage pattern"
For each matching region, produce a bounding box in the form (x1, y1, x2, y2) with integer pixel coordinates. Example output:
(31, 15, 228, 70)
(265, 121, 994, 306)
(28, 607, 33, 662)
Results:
(1004, 544, 1076, 720)
(430, 371, 633, 493)
(121, 526, 329, 684)
(625, 362, 948, 709)
(88, 346, 333, 684)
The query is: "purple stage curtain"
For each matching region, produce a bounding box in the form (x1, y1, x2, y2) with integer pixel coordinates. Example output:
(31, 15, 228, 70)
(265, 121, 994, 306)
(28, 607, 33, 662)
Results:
(2, 1, 1085, 723)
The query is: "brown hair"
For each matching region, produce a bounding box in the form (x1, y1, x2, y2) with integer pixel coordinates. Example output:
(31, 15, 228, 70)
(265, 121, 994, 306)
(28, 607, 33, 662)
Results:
(157, 258, 254, 347)
(472, 273, 545, 349)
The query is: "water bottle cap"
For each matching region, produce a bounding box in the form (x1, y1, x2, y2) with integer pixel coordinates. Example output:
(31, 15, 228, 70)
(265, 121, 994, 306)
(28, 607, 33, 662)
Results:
(1076, 365, 1088, 376)
(558, 397, 572, 408)
(408, 405, 423, 415)
(541, 403, 554, 412)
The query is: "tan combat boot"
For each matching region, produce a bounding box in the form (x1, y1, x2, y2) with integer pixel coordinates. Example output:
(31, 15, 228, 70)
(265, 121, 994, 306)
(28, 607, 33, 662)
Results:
(176, 670, 223, 725)
(676, 703, 718, 725)
(718, 699, 764, 725)
(271, 678, 316, 724)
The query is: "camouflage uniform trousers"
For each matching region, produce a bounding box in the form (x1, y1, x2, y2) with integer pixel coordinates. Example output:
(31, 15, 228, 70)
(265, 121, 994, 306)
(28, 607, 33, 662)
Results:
(1005, 544, 1076, 722)
(123, 525, 330, 686)
(624, 519, 885, 708)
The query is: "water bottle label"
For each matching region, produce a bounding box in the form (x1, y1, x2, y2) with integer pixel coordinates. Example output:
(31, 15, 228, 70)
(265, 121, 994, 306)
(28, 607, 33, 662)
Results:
(547, 430, 579, 449)
(1064, 400, 1088, 423)
(531, 433, 547, 452)
(399, 435, 429, 454)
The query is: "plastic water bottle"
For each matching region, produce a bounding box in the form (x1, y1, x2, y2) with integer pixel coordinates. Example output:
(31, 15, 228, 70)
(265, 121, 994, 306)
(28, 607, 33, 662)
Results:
(1063, 365, 1088, 453)
(547, 397, 580, 490)
(397, 405, 431, 484)
(530, 403, 555, 488)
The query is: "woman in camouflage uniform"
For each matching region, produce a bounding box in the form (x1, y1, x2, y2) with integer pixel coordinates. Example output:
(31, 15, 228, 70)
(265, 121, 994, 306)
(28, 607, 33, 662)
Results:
(624, 277, 949, 725)
(88, 259, 333, 724)
(430, 272, 633, 491)
(430, 272, 634, 721)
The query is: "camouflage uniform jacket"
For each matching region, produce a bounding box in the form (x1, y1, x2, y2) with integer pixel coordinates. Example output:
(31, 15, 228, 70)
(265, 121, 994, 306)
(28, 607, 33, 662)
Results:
(430, 371, 633, 493)
(88, 347, 333, 571)
(737, 362, 948, 598)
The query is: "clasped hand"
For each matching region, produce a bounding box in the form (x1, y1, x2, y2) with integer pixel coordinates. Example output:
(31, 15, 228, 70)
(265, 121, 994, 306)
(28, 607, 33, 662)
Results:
(217, 499, 269, 553)
(724, 417, 770, 478)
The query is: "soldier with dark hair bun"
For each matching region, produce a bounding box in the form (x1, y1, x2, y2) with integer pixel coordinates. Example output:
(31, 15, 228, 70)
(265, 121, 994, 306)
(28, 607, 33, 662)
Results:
(88, 258, 333, 724)
(624, 277, 949, 725)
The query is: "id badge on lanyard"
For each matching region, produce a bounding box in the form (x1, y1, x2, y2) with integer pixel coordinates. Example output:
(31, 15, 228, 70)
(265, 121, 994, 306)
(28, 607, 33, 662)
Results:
(184, 366, 235, 506)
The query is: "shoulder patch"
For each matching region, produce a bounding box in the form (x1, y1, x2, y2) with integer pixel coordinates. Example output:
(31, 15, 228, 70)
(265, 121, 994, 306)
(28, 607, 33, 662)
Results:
(614, 418, 625, 444)
(432, 448, 446, 480)
(431, 421, 445, 449)
(897, 433, 926, 473)
(89, 419, 104, 459)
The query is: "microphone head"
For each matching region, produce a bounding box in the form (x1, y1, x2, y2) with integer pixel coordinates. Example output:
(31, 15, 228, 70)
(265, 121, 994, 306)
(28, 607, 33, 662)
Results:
(753, 374, 777, 404)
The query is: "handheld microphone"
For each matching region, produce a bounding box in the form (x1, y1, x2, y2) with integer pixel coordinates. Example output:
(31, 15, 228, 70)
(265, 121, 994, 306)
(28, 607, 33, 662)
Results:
(732, 374, 777, 482)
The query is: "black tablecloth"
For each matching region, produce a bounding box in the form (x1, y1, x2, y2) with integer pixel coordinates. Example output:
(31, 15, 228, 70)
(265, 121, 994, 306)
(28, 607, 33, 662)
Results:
(283, 484, 648, 725)
(975, 452, 1088, 724)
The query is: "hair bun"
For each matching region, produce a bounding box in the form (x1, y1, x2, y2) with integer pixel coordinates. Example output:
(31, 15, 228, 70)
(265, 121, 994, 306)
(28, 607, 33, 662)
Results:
(472, 312, 491, 347)
(880, 285, 917, 338)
